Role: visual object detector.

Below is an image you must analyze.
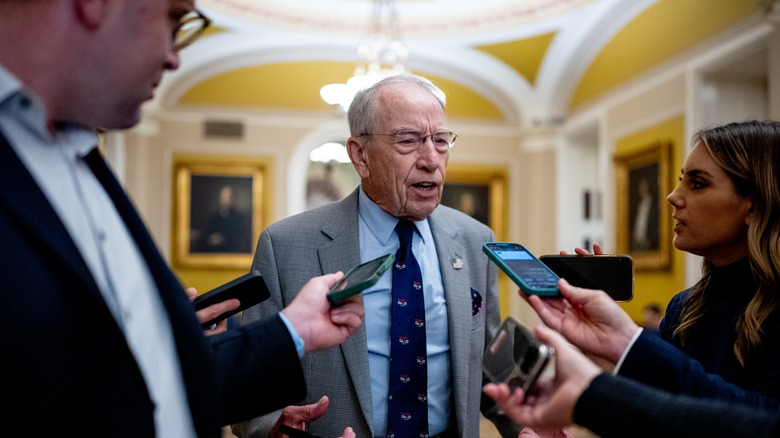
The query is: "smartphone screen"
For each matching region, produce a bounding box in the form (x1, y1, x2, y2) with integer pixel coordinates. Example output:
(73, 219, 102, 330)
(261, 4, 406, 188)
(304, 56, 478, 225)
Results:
(483, 243, 560, 296)
(327, 253, 394, 304)
(539, 255, 634, 301)
(496, 248, 559, 290)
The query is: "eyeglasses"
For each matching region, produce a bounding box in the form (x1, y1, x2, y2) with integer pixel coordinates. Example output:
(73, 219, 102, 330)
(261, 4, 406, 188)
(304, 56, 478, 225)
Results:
(173, 8, 212, 51)
(361, 130, 457, 153)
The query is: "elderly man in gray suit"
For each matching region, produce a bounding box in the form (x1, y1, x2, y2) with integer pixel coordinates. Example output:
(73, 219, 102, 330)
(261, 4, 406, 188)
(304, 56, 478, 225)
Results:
(233, 75, 518, 438)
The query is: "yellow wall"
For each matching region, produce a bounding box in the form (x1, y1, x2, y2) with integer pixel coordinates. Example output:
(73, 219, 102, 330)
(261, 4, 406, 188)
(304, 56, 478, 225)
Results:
(475, 32, 556, 86)
(614, 115, 687, 322)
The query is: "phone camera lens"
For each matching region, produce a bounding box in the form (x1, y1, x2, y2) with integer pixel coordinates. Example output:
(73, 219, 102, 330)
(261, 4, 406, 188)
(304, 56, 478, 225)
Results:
(520, 346, 539, 373)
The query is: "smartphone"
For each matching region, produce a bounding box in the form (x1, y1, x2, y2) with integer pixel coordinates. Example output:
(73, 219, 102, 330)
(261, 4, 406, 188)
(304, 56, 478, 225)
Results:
(192, 270, 270, 328)
(539, 254, 634, 301)
(327, 253, 395, 304)
(483, 317, 554, 394)
(482, 242, 560, 297)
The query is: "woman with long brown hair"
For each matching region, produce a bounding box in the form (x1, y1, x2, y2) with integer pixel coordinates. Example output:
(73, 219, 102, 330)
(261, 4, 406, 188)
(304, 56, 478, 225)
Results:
(525, 120, 780, 402)
(661, 120, 780, 389)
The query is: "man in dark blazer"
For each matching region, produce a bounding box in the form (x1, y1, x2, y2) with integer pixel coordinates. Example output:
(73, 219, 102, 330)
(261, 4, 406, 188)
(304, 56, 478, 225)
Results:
(0, 1, 363, 437)
(233, 76, 518, 438)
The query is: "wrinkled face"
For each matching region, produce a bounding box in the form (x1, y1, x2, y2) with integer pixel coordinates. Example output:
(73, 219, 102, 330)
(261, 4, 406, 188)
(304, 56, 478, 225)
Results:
(666, 143, 753, 266)
(87, 0, 190, 129)
(348, 82, 449, 221)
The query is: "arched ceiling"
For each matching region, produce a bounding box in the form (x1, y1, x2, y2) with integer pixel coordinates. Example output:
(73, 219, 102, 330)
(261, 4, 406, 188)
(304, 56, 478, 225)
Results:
(178, 62, 505, 119)
(155, 0, 760, 127)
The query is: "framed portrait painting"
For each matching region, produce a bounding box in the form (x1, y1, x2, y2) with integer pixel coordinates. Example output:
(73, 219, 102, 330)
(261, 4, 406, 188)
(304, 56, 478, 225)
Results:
(440, 164, 508, 241)
(614, 141, 671, 270)
(172, 154, 272, 268)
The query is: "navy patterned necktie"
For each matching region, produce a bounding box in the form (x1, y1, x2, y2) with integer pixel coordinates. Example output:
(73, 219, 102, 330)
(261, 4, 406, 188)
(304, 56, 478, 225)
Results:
(388, 220, 428, 438)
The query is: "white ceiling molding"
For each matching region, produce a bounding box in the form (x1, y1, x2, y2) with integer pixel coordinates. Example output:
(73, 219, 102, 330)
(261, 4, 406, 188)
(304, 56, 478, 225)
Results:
(200, 0, 598, 37)
(154, 32, 531, 124)
(540, 0, 658, 120)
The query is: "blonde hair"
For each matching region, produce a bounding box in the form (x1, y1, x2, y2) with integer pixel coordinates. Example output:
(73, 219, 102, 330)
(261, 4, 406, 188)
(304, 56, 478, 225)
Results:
(674, 120, 780, 365)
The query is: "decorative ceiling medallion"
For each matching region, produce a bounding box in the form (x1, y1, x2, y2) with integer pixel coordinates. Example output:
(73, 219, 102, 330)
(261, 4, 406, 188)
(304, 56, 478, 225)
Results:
(202, 0, 596, 37)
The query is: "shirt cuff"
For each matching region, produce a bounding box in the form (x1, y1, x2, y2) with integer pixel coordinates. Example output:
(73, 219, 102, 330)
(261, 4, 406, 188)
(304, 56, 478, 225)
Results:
(612, 327, 643, 375)
(279, 312, 305, 359)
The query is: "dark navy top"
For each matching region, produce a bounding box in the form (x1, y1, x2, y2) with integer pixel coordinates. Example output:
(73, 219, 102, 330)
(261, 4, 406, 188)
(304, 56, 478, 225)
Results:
(660, 257, 780, 396)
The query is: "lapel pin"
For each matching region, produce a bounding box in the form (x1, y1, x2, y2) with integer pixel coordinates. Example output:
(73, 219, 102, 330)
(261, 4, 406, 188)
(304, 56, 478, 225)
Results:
(451, 257, 463, 270)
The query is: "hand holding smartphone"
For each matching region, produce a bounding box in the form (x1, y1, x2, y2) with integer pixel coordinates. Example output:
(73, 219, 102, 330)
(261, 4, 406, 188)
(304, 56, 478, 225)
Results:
(192, 271, 270, 328)
(483, 317, 554, 394)
(483, 242, 560, 297)
(327, 254, 395, 304)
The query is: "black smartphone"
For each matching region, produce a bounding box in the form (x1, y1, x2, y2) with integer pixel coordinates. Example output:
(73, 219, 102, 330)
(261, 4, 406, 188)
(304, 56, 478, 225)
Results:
(482, 242, 560, 297)
(327, 253, 395, 304)
(539, 254, 634, 301)
(192, 270, 270, 328)
(483, 317, 554, 394)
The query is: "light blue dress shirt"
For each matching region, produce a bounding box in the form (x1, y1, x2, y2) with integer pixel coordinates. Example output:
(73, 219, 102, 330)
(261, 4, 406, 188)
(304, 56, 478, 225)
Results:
(358, 188, 453, 437)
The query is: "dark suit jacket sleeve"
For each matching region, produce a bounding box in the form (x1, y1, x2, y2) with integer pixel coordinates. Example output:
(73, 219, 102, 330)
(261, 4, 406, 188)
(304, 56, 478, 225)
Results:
(574, 374, 780, 438)
(209, 314, 306, 425)
(618, 331, 780, 410)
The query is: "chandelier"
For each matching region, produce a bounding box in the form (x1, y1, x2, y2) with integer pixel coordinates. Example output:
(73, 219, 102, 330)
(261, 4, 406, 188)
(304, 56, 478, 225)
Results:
(320, 0, 410, 112)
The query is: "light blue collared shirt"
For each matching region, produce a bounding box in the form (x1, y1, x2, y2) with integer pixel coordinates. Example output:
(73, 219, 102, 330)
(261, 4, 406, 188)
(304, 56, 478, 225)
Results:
(358, 188, 453, 437)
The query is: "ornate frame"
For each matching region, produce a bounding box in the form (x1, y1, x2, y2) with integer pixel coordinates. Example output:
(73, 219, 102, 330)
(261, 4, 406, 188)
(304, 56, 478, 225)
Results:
(614, 141, 671, 270)
(172, 154, 272, 268)
(442, 164, 509, 241)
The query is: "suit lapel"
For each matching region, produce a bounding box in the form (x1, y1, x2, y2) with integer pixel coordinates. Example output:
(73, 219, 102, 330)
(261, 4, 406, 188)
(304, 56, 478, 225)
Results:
(428, 209, 471, 436)
(83, 149, 217, 435)
(316, 190, 376, 434)
(0, 132, 103, 300)
(81, 149, 178, 294)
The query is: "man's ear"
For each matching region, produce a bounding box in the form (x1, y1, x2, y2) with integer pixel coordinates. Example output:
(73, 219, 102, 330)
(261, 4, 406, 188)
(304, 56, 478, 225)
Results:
(73, 0, 111, 30)
(346, 137, 370, 178)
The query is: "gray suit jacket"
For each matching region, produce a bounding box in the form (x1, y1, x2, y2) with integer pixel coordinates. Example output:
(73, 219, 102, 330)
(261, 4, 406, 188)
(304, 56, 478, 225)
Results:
(232, 188, 518, 438)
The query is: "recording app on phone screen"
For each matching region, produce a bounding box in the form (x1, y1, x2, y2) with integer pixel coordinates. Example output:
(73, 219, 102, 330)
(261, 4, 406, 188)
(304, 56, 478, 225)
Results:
(495, 249, 559, 289)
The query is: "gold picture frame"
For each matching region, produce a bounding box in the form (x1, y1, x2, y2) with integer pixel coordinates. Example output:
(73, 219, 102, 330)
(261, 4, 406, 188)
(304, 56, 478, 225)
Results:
(172, 154, 272, 268)
(615, 141, 671, 270)
(441, 164, 508, 241)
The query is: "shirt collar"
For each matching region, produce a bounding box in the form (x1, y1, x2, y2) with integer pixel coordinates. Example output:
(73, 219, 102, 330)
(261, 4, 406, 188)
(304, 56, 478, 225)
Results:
(357, 186, 431, 245)
(0, 64, 22, 106)
(0, 63, 98, 157)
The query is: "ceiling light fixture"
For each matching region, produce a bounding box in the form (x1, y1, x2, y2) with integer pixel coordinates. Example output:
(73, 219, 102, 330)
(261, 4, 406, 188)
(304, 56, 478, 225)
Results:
(320, 0, 410, 112)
